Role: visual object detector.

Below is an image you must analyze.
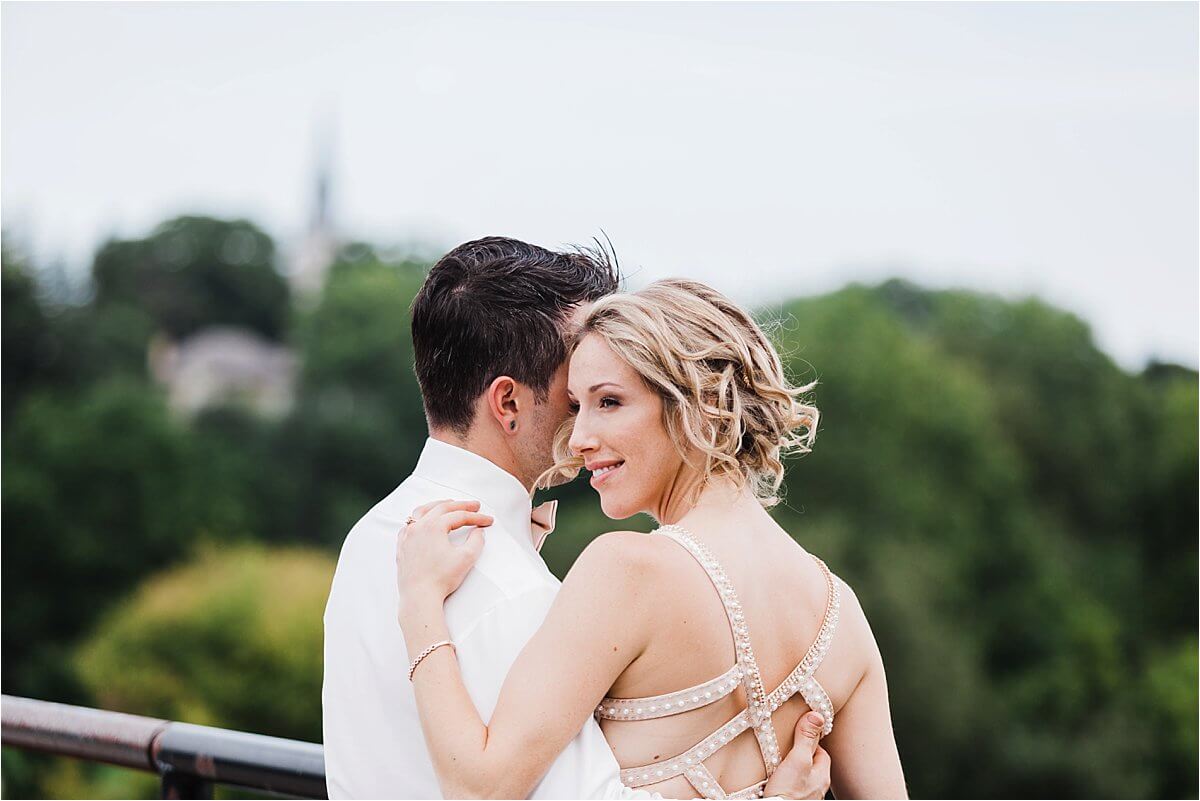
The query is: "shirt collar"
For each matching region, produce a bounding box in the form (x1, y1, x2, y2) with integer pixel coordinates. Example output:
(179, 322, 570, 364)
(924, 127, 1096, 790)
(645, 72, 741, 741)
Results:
(412, 437, 538, 555)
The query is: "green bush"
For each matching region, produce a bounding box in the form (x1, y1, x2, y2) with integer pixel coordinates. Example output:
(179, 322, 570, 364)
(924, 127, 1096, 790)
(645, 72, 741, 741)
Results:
(76, 544, 334, 742)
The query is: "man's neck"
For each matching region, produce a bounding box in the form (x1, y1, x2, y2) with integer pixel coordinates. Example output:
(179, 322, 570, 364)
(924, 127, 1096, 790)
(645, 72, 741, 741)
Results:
(428, 426, 532, 492)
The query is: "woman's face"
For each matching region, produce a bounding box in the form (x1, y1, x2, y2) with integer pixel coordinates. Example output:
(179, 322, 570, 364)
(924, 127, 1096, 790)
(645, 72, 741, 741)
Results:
(566, 333, 684, 520)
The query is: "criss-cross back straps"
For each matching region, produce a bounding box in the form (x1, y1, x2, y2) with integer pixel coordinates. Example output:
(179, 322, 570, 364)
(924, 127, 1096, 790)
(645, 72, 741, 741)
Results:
(618, 707, 761, 794)
(687, 763, 767, 800)
(609, 526, 843, 799)
(656, 525, 784, 774)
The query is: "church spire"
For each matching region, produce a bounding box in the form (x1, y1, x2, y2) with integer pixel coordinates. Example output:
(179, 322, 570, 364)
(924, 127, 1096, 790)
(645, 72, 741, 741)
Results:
(290, 111, 338, 297)
(312, 118, 333, 232)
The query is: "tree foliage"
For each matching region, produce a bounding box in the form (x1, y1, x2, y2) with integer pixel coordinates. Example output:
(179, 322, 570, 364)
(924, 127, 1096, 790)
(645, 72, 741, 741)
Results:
(93, 216, 288, 341)
(76, 544, 332, 741)
(1, 379, 252, 703)
(280, 248, 429, 545)
(2, 223, 1195, 799)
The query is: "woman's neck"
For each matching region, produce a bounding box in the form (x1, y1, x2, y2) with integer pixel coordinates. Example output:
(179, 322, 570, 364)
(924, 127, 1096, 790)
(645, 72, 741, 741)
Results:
(655, 475, 770, 537)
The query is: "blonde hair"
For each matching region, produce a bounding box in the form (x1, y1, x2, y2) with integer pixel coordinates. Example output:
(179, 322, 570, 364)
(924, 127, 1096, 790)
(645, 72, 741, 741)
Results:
(538, 278, 818, 508)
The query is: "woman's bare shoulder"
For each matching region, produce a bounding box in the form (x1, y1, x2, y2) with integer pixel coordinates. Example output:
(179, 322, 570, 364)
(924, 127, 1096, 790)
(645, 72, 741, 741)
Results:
(829, 574, 886, 675)
(570, 529, 681, 580)
(555, 531, 681, 640)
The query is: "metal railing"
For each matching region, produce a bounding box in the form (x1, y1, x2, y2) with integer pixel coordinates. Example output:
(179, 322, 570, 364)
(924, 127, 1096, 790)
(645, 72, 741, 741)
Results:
(1, 695, 326, 799)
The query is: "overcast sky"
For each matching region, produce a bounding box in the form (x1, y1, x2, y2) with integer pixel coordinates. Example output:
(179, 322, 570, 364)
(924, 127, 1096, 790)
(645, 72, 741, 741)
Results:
(3, 2, 1196, 368)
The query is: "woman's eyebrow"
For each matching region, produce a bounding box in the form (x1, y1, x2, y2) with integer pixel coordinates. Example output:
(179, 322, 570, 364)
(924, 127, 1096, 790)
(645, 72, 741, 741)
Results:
(588, 382, 623, 393)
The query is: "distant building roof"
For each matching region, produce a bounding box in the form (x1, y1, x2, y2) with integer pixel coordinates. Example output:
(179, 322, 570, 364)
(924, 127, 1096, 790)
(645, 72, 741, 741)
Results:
(149, 327, 297, 418)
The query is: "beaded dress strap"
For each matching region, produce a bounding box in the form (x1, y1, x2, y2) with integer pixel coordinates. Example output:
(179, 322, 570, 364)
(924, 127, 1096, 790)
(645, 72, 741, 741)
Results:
(763, 556, 841, 735)
(684, 762, 725, 799)
(729, 780, 769, 799)
(690, 765, 767, 800)
(619, 708, 751, 789)
(655, 526, 784, 773)
(613, 528, 842, 798)
(596, 664, 743, 721)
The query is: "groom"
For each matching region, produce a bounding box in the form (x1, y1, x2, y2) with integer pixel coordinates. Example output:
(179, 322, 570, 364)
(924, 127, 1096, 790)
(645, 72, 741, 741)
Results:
(322, 237, 831, 799)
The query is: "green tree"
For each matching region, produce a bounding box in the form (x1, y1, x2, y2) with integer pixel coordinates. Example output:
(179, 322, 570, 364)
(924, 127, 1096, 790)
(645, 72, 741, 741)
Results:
(760, 281, 1196, 797)
(282, 249, 430, 545)
(1133, 366, 1198, 638)
(1, 380, 247, 701)
(92, 216, 288, 342)
(2, 246, 52, 419)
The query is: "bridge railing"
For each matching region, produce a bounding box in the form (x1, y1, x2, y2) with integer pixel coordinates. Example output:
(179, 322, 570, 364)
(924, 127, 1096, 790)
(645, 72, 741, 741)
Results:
(1, 695, 326, 799)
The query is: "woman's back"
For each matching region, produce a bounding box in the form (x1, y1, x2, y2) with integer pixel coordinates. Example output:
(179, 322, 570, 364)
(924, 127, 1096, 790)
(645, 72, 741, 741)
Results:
(596, 518, 869, 799)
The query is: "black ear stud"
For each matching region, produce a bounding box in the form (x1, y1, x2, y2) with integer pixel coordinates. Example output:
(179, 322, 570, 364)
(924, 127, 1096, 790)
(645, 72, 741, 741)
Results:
(510, 421, 516, 431)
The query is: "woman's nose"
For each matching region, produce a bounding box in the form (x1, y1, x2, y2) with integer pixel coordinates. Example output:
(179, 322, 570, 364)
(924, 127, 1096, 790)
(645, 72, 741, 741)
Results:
(569, 415, 598, 455)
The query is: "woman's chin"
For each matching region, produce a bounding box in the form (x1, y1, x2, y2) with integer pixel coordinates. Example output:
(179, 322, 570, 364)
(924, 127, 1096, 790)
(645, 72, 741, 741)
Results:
(598, 493, 639, 521)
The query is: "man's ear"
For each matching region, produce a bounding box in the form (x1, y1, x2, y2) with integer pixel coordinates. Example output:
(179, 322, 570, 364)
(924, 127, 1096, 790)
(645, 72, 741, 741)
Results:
(484, 375, 521, 433)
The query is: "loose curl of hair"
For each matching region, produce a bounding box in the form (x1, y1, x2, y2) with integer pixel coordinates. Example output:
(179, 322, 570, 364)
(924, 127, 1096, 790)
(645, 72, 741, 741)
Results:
(537, 278, 818, 508)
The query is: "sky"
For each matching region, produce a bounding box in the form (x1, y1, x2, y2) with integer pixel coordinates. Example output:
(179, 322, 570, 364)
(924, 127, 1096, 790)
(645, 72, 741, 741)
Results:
(2, 1, 1197, 369)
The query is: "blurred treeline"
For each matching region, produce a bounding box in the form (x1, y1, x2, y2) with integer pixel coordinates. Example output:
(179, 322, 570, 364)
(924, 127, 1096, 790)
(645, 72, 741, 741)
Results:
(1, 216, 1196, 799)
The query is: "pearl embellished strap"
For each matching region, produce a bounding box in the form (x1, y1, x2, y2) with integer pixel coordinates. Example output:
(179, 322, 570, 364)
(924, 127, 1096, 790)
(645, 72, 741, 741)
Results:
(613, 525, 842, 796)
(686, 762, 728, 799)
(596, 664, 743, 720)
(764, 559, 841, 735)
(657, 526, 782, 773)
(620, 708, 750, 787)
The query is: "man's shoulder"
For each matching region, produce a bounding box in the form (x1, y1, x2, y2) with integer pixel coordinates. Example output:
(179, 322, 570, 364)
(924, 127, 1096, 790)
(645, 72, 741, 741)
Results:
(327, 471, 549, 619)
(324, 474, 429, 614)
(335, 473, 435, 551)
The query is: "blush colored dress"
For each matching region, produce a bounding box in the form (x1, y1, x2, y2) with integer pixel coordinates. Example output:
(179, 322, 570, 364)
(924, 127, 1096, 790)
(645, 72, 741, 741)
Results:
(594, 525, 842, 800)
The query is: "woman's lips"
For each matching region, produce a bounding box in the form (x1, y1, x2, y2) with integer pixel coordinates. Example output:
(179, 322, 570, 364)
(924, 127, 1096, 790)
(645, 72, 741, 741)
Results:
(589, 461, 624, 489)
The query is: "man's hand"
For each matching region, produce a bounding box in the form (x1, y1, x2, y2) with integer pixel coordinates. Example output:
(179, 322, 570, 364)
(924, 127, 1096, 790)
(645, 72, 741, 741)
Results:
(762, 712, 831, 800)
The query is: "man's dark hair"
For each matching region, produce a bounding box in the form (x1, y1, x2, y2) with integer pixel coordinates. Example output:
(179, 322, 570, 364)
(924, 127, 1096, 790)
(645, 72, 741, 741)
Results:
(411, 236, 619, 434)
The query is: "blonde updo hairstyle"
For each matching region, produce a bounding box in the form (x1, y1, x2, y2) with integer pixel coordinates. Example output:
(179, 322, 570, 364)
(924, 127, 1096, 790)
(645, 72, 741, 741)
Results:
(539, 278, 818, 508)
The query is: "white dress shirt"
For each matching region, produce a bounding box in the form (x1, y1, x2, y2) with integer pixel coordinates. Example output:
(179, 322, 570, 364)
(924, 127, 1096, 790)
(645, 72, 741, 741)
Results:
(322, 437, 638, 799)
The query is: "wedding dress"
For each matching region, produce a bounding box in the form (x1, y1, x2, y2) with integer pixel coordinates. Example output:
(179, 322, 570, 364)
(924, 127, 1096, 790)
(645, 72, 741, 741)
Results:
(594, 524, 842, 800)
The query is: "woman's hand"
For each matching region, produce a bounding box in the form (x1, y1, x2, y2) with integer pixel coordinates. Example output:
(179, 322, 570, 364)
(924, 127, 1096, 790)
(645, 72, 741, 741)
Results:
(396, 499, 493, 613)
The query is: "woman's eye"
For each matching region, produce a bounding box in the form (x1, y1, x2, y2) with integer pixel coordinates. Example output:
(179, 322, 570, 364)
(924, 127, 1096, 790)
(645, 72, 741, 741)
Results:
(599, 396, 620, 409)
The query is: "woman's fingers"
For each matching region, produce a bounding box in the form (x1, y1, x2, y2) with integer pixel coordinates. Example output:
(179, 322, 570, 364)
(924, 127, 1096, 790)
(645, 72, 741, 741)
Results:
(410, 499, 481, 523)
(410, 499, 453, 520)
(395, 501, 492, 603)
(461, 527, 486, 563)
(437, 511, 493, 533)
(403, 509, 492, 541)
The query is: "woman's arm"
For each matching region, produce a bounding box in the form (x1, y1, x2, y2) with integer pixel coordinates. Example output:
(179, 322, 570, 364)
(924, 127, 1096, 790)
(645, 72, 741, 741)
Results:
(819, 586, 908, 799)
(398, 506, 655, 799)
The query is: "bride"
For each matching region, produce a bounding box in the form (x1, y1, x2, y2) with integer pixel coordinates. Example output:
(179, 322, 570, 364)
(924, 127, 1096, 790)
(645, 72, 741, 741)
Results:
(396, 279, 907, 799)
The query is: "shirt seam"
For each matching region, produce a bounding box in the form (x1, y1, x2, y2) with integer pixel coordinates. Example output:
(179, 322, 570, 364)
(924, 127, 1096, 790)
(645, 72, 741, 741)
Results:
(411, 473, 489, 503)
(454, 584, 558, 644)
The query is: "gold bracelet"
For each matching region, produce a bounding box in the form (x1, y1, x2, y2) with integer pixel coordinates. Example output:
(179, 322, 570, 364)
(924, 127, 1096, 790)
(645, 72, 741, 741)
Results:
(408, 639, 455, 681)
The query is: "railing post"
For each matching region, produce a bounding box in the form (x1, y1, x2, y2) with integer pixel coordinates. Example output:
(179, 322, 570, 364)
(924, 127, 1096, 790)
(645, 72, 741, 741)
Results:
(160, 767, 213, 800)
